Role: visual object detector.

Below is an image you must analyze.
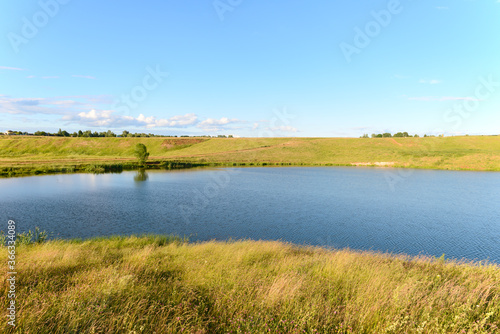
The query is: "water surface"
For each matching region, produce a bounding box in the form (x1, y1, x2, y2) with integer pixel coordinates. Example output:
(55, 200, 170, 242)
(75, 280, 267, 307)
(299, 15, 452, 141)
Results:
(1, 167, 499, 263)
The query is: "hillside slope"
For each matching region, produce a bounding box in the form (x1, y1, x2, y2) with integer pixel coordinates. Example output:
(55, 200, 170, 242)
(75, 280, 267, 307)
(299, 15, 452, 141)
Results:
(0, 136, 499, 172)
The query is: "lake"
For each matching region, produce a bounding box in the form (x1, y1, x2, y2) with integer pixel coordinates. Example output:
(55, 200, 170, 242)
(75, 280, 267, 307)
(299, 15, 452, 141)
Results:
(1, 167, 499, 263)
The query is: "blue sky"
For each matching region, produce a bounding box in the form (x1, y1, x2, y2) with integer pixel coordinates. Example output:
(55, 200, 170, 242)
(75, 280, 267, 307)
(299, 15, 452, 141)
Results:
(1, 0, 499, 137)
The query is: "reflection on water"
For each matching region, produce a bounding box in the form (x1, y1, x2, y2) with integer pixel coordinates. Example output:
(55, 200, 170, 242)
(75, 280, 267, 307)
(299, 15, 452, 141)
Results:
(0, 167, 499, 263)
(133, 169, 149, 182)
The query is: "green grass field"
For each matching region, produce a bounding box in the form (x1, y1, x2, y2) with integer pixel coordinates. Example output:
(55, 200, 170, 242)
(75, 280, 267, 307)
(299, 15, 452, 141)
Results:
(1, 235, 498, 333)
(1, 135, 499, 176)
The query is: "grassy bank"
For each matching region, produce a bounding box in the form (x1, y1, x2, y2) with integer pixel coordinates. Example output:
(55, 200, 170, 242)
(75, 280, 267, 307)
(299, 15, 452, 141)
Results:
(1, 235, 498, 333)
(1, 135, 499, 176)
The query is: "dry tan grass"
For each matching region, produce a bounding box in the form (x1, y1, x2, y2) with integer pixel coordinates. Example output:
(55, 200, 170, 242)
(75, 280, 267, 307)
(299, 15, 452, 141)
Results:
(0, 237, 498, 333)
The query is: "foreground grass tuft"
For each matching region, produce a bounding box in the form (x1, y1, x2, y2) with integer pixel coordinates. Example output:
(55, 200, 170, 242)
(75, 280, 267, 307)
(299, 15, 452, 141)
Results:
(1, 236, 499, 333)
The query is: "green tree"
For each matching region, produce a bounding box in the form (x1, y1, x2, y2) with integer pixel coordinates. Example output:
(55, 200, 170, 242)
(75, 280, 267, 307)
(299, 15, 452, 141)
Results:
(134, 143, 150, 166)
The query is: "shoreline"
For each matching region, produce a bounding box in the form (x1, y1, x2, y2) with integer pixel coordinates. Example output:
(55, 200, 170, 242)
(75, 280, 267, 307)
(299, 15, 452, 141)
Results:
(2, 160, 500, 178)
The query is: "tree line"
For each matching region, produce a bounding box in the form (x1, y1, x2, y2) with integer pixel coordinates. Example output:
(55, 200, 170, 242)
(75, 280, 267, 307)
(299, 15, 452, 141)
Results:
(361, 132, 443, 138)
(4, 129, 233, 138)
(361, 132, 416, 138)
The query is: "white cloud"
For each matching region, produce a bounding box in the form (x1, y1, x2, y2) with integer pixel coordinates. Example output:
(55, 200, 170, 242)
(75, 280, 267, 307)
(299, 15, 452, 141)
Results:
(197, 117, 243, 131)
(0, 66, 26, 71)
(73, 109, 114, 126)
(0, 95, 108, 116)
(77, 109, 113, 120)
(0, 97, 56, 114)
(65, 109, 199, 128)
(159, 113, 198, 127)
(0, 95, 245, 131)
(199, 117, 239, 126)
